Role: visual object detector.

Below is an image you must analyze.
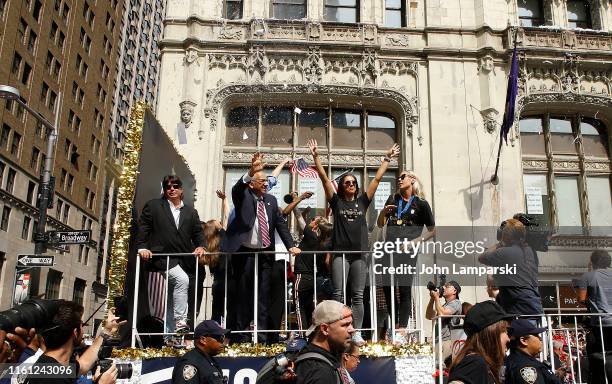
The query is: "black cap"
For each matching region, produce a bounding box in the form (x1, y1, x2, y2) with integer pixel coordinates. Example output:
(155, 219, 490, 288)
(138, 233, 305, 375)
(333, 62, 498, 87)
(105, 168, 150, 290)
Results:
(508, 319, 546, 338)
(194, 320, 230, 339)
(464, 301, 515, 337)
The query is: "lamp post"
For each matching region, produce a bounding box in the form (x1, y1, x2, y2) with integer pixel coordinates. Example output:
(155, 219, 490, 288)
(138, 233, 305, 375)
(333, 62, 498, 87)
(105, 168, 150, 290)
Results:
(0, 85, 58, 255)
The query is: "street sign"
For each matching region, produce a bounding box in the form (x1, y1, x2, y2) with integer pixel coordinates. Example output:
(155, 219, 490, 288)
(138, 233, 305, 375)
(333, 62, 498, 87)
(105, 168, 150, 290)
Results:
(17, 254, 55, 267)
(47, 230, 91, 245)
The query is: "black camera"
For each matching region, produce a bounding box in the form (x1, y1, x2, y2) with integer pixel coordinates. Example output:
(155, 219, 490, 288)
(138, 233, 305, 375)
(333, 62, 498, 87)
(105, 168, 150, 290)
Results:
(496, 213, 550, 252)
(283, 192, 298, 205)
(0, 298, 60, 332)
(97, 337, 133, 379)
(426, 274, 446, 295)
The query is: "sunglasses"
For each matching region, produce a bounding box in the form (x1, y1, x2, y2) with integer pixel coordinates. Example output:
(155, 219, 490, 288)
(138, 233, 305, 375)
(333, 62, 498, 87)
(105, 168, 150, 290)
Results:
(343, 180, 356, 186)
(205, 334, 225, 343)
(164, 183, 182, 190)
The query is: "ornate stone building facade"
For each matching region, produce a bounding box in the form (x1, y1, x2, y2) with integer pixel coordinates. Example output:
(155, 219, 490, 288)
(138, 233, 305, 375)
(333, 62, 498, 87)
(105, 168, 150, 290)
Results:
(155, 0, 611, 319)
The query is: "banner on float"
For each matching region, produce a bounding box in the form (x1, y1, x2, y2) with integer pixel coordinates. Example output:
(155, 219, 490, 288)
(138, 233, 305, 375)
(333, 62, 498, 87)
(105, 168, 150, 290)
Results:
(136, 356, 397, 384)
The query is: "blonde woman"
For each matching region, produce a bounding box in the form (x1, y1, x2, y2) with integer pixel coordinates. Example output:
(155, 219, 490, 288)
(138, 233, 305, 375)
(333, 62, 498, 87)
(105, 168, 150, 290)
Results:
(376, 170, 434, 341)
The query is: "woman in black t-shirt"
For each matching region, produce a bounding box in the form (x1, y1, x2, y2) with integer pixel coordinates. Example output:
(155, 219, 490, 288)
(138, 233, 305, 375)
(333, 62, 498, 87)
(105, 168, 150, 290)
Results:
(376, 170, 435, 339)
(308, 138, 400, 345)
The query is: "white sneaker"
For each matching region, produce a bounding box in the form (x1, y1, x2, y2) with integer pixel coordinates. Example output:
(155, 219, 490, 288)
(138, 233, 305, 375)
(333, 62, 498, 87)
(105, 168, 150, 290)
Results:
(352, 331, 366, 346)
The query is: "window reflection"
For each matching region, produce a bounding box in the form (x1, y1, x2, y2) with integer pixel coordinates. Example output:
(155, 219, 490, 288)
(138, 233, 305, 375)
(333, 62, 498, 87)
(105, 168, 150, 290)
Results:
(332, 110, 362, 149)
(226, 106, 258, 146)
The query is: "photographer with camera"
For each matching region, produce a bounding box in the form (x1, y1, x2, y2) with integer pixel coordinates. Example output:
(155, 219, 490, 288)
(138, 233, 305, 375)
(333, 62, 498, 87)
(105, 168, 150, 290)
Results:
(425, 278, 462, 363)
(478, 218, 543, 319)
(23, 302, 126, 384)
(172, 320, 229, 384)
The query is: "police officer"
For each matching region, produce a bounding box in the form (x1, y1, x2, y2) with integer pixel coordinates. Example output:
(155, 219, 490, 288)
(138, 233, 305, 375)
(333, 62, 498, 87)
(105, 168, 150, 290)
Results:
(172, 320, 229, 384)
(505, 319, 562, 384)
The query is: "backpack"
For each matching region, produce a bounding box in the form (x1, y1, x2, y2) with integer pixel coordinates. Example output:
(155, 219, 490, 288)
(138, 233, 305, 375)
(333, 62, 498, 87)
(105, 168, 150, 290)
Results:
(255, 352, 342, 384)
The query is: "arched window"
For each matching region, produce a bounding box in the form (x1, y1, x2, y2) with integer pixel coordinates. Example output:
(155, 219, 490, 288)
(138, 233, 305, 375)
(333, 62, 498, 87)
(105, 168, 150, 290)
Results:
(224, 104, 399, 225)
(520, 114, 611, 235)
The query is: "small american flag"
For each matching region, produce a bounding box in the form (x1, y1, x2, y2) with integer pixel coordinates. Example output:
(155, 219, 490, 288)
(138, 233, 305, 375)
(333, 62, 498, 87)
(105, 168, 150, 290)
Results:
(290, 158, 319, 178)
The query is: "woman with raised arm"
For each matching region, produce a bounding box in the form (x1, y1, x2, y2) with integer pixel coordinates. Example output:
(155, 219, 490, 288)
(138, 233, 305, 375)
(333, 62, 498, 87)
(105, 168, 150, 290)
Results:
(307, 138, 400, 345)
(376, 170, 435, 343)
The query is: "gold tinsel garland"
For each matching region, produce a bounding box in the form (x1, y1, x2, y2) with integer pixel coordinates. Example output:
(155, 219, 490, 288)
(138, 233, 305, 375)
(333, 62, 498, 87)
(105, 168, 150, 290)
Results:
(112, 342, 432, 360)
(106, 101, 147, 311)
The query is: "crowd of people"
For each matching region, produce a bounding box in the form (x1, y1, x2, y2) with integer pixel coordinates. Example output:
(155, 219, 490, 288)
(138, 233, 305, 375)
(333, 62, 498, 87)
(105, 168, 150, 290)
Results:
(1, 144, 610, 384)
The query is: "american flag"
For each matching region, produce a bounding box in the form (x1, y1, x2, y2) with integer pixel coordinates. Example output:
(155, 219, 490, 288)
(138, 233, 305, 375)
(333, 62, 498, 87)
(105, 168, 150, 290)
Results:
(331, 169, 353, 192)
(290, 158, 318, 178)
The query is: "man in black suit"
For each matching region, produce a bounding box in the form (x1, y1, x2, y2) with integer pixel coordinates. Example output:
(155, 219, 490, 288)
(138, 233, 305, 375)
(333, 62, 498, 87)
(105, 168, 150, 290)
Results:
(221, 153, 300, 343)
(135, 175, 206, 344)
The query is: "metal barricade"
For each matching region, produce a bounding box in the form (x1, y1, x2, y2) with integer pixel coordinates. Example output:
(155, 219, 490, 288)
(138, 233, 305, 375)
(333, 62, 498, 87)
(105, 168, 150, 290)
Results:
(130, 250, 425, 347)
(431, 312, 609, 384)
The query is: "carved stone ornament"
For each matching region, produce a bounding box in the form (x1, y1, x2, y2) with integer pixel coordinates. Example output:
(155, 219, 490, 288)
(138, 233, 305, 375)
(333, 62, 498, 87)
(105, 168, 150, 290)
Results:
(561, 30, 577, 49)
(184, 48, 199, 66)
(480, 107, 499, 134)
(304, 46, 324, 85)
(251, 18, 267, 39)
(362, 24, 377, 43)
(179, 100, 197, 128)
(478, 55, 495, 75)
(386, 34, 410, 47)
(362, 49, 380, 80)
(219, 24, 243, 40)
(307, 22, 322, 40)
(204, 84, 418, 135)
(248, 45, 269, 78)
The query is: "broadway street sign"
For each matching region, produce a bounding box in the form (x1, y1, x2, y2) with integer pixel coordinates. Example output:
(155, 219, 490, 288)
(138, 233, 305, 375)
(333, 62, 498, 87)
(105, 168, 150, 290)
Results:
(17, 255, 55, 267)
(47, 230, 91, 245)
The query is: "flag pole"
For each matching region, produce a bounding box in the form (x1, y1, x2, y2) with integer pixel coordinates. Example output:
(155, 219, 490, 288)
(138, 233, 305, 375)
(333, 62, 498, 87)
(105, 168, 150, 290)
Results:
(490, 28, 519, 185)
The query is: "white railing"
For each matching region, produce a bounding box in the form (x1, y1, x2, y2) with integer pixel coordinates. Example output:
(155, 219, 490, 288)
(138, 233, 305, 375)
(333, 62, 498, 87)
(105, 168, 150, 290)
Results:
(432, 312, 610, 384)
(130, 250, 425, 347)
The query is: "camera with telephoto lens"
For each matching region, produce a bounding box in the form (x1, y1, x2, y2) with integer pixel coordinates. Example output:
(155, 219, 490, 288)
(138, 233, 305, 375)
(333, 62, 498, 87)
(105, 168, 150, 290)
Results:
(496, 213, 550, 252)
(0, 298, 60, 332)
(426, 274, 446, 295)
(96, 337, 133, 379)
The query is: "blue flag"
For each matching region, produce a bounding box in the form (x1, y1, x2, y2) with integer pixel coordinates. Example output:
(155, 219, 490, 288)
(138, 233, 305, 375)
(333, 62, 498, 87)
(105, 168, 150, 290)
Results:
(500, 46, 519, 144)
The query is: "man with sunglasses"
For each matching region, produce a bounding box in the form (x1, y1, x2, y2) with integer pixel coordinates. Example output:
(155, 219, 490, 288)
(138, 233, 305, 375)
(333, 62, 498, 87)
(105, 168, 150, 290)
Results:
(172, 320, 229, 384)
(136, 175, 206, 345)
(505, 319, 561, 384)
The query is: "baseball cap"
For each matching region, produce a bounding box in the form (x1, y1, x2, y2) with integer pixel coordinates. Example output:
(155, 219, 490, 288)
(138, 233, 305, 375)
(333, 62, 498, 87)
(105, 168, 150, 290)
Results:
(508, 319, 546, 338)
(285, 338, 307, 353)
(463, 301, 515, 337)
(194, 320, 231, 339)
(305, 300, 350, 337)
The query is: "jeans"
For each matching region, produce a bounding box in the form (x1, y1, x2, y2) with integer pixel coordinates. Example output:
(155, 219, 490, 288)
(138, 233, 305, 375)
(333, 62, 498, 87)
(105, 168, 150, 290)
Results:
(332, 254, 366, 329)
(164, 265, 189, 336)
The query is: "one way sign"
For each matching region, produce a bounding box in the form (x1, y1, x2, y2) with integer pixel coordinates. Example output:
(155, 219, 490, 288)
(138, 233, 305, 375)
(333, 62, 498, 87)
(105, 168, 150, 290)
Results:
(17, 255, 55, 267)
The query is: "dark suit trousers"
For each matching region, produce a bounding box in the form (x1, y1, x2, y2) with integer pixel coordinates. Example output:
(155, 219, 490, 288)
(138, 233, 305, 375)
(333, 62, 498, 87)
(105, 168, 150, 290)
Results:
(186, 265, 206, 330)
(231, 246, 272, 343)
(267, 259, 287, 344)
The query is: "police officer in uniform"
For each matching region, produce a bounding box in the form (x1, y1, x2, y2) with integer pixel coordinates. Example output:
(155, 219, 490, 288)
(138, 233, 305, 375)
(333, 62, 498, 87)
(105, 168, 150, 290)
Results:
(172, 320, 229, 384)
(505, 319, 562, 384)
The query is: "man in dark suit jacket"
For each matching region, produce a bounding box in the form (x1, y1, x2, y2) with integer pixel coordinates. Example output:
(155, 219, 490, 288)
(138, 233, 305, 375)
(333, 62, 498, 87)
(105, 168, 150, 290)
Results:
(135, 175, 206, 344)
(221, 153, 300, 343)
